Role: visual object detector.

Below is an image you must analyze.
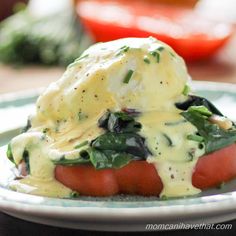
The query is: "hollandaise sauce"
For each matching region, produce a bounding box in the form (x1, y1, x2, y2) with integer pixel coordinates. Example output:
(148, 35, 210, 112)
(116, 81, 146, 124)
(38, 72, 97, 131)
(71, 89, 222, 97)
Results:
(7, 37, 224, 198)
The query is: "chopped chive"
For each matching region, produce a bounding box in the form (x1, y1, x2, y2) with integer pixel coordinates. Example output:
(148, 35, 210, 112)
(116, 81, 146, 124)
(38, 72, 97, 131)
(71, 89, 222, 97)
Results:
(150, 50, 160, 63)
(187, 134, 204, 142)
(143, 56, 150, 64)
(150, 51, 157, 56)
(188, 106, 213, 117)
(182, 84, 190, 96)
(156, 53, 160, 63)
(116, 45, 130, 56)
(70, 191, 80, 198)
(162, 133, 173, 147)
(164, 120, 187, 126)
(123, 70, 134, 84)
(120, 45, 130, 52)
(157, 46, 165, 52)
(74, 140, 89, 149)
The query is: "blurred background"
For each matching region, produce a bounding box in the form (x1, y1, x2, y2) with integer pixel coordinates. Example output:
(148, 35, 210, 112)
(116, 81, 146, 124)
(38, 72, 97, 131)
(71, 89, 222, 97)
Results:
(0, 0, 236, 94)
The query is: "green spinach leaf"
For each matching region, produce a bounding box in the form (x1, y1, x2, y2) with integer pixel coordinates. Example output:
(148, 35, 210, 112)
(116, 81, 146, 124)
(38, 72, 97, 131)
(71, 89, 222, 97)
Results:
(181, 107, 236, 154)
(91, 132, 149, 158)
(98, 111, 141, 133)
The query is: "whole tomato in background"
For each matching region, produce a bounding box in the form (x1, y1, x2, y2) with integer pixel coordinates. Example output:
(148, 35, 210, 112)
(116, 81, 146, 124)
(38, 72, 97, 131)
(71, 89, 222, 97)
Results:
(0, 0, 28, 21)
(75, 0, 234, 61)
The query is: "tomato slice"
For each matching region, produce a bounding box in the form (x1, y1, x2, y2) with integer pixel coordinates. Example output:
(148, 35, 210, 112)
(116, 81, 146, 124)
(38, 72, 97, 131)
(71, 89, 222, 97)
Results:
(55, 165, 119, 196)
(76, 0, 233, 61)
(192, 144, 236, 189)
(114, 161, 163, 196)
(55, 144, 236, 197)
(55, 161, 163, 197)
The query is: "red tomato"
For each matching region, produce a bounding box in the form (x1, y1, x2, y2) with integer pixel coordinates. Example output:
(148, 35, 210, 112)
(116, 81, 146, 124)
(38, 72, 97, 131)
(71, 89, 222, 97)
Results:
(55, 144, 236, 197)
(192, 144, 236, 189)
(55, 161, 163, 196)
(55, 165, 119, 196)
(76, 0, 233, 61)
(114, 161, 163, 196)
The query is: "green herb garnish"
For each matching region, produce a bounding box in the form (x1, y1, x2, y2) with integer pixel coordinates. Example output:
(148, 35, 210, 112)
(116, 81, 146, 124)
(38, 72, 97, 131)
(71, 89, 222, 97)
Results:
(164, 120, 187, 126)
(150, 51, 160, 63)
(157, 46, 165, 52)
(116, 45, 130, 56)
(162, 133, 174, 147)
(187, 134, 204, 143)
(182, 84, 190, 96)
(74, 140, 89, 149)
(123, 70, 134, 84)
(70, 191, 80, 198)
(188, 106, 212, 117)
(143, 56, 150, 64)
(120, 45, 129, 52)
(149, 47, 164, 63)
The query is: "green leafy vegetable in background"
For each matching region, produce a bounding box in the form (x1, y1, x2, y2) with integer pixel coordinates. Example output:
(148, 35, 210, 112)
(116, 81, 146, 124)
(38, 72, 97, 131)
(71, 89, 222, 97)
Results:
(0, 9, 92, 66)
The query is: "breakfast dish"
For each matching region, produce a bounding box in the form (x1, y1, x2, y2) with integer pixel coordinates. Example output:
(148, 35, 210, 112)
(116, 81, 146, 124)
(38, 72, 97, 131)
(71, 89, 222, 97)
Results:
(6, 37, 236, 199)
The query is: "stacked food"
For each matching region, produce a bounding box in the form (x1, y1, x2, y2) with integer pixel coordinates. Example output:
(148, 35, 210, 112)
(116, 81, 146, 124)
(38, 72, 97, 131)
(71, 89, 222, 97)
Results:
(7, 37, 236, 198)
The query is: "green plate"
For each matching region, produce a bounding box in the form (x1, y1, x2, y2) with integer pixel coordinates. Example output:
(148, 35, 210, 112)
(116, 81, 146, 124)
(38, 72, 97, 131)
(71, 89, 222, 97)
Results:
(0, 81, 236, 231)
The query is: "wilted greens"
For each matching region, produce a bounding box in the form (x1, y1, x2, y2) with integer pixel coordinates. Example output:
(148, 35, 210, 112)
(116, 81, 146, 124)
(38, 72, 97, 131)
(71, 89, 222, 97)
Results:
(53, 110, 149, 169)
(181, 106, 236, 154)
(0, 9, 92, 66)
